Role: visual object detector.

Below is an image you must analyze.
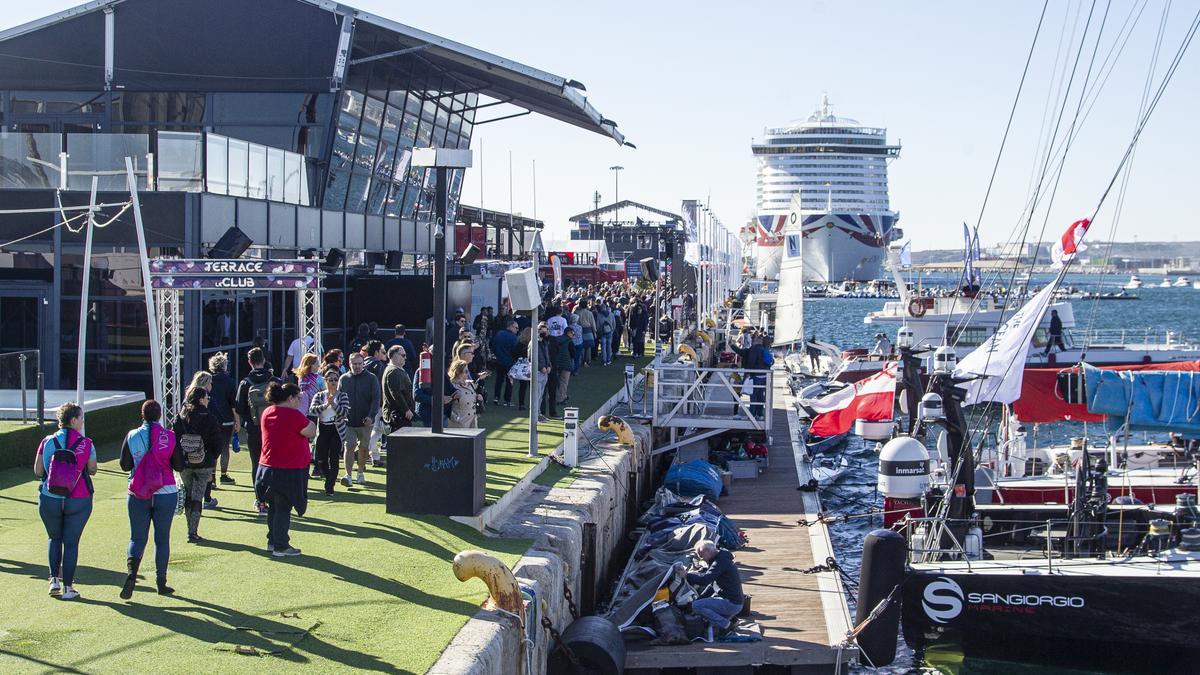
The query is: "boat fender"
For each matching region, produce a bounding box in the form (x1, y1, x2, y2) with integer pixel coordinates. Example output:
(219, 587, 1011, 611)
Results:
(907, 298, 926, 318)
(546, 615, 626, 674)
(855, 529, 905, 668)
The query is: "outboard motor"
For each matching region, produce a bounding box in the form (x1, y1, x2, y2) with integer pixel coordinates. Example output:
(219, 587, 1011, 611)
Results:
(878, 436, 931, 527)
(855, 529, 906, 668)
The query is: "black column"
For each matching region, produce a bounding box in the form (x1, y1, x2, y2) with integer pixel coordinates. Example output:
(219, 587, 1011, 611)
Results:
(431, 167, 448, 434)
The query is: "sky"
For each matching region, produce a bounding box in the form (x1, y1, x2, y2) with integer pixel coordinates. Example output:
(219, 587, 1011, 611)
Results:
(7, 0, 1199, 249)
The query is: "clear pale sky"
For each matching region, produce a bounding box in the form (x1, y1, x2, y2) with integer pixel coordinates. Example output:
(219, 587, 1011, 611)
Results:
(8, 0, 1198, 247)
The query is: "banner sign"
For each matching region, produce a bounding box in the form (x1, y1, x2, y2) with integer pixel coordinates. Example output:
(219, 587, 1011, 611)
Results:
(625, 259, 642, 277)
(149, 259, 319, 276)
(151, 275, 320, 289)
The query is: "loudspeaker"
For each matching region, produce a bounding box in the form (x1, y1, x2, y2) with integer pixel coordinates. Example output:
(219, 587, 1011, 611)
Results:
(505, 266, 541, 311)
(386, 251, 404, 271)
(460, 243, 481, 264)
(323, 248, 345, 270)
(385, 427, 485, 516)
(640, 257, 659, 281)
(207, 226, 252, 259)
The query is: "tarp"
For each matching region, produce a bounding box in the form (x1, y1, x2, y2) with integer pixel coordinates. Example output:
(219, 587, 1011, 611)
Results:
(663, 460, 723, 501)
(1084, 362, 1200, 434)
(1014, 361, 1200, 423)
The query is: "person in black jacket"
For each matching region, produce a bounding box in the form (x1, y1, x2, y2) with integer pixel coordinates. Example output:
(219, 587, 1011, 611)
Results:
(206, 352, 240, 485)
(173, 386, 223, 543)
(686, 540, 745, 634)
(235, 347, 279, 516)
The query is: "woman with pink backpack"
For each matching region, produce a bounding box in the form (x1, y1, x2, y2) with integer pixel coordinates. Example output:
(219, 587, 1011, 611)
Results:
(33, 402, 98, 600)
(119, 400, 184, 599)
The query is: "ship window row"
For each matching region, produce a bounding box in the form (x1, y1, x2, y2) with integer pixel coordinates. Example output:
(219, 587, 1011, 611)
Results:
(766, 137, 886, 146)
(765, 127, 885, 137)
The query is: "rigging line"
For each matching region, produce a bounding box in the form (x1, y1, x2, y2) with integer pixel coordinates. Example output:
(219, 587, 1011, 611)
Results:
(964, 3, 1199, 485)
(1083, 0, 1172, 345)
(1026, 0, 1080, 202)
(945, 0, 1101, 344)
(943, 0, 1052, 335)
(944, 0, 1101, 356)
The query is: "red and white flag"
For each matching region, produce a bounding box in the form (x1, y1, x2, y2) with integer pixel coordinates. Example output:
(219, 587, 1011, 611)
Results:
(806, 363, 897, 437)
(1051, 218, 1090, 268)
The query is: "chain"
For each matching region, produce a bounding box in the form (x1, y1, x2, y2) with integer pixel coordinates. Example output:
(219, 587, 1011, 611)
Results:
(541, 616, 582, 670)
(562, 583, 579, 620)
(784, 556, 841, 575)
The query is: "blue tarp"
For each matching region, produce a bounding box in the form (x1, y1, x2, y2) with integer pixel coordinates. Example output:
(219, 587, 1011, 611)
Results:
(1084, 364, 1200, 435)
(664, 460, 724, 501)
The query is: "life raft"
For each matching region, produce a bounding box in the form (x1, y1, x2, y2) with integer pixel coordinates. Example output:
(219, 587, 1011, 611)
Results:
(907, 298, 927, 318)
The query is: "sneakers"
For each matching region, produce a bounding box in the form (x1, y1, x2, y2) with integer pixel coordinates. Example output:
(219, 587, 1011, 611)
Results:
(187, 533, 205, 544)
(60, 585, 80, 600)
(271, 547, 302, 557)
(354, 472, 366, 485)
(203, 497, 219, 509)
(492, 397, 501, 405)
(48, 576, 61, 597)
(324, 490, 334, 497)
(219, 474, 235, 484)
(340, 475, 352, 487)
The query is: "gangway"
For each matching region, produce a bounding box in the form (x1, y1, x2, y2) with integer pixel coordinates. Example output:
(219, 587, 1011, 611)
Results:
(650, 364, 773, 454)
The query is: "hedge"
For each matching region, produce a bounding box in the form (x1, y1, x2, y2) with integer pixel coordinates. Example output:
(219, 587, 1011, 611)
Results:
(0, 401, 143, 471)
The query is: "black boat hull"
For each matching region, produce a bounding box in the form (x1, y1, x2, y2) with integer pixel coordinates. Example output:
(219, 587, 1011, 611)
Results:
(902, 567, 1200, 672)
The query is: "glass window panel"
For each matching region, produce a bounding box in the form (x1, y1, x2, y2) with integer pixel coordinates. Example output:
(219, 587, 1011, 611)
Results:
(375, 139, 397, 183)
(11, 91, 106, 114)
(227, 138, 249, 197)
(157, 131, 203, 192)
(383, 100, 402, 137)
(366, 178, 388, 215)
(361, 96, 385, 139)
(66, 133, 150, 190)
(247, 143, 267, 199)
(0, 132, 62, 189)
(113, 92, 204, 124)
(299, 161, 311, 207)
(267, 147, 286, 202)
(323, 169, 348, 210)
(353, 133, 379, 173)
(345, 173, 370, 213)
(206, 134, 228, 194)
(284, 151, 302, 204)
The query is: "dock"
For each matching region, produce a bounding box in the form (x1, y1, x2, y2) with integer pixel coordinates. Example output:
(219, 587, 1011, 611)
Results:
(626, 373, 856, 673)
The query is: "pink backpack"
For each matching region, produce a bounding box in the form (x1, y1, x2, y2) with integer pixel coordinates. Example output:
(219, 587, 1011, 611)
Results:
(45, 433, 88, 497)
(129, 424, 176, 500)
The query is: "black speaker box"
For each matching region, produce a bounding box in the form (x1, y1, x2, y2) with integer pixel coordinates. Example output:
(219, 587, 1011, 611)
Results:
(386, 251, 404, 270)
(460, 243, 481, 264)
(385, 427, 486, 516)
(640, 257, 659, 281)
(323, 248, 345, 270)
(207, 226, 252, 259)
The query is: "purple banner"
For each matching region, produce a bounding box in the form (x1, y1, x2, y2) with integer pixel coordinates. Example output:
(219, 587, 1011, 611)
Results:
(151, 275, 319, 290)
(149, 258, 319, 276)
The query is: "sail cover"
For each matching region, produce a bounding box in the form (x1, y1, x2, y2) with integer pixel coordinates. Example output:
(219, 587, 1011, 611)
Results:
(1084, 363, 1200, 435)
(773, 196, 804, 347)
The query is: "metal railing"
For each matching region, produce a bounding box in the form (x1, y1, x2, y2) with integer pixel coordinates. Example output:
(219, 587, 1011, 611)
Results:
(652, 365, 774, 434)
(1070, 328, 1192, 348)
(0, 349, 45, 426)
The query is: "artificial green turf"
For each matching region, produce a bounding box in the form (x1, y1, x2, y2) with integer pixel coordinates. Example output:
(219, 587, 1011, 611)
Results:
(477, 353, 650, 502)
(0, 353, 649, 673)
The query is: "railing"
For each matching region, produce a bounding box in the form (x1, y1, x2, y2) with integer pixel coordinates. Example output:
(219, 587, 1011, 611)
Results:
(1071, 328, 1192, 348)
(0, 349, 45, 426)
(652, 365, 773, 434)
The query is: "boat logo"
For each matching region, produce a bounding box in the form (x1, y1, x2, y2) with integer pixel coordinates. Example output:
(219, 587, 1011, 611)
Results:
(922, 576, 963, 624)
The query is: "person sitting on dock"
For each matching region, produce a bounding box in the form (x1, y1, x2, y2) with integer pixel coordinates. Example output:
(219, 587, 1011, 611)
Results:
(686, 540, 745, 637)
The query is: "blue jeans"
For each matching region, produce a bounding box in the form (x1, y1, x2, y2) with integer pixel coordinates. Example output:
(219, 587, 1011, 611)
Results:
(572, 342, 583, 373)
(128, 492, 177, 578)
(692, 596, 742, 630)
(600, 333, 613, 363)
(38, 494, 93, 585)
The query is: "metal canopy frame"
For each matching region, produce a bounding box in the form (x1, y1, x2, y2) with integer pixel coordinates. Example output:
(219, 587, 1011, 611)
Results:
(570, 200, 684, 223)
(147, 264, 323, 425)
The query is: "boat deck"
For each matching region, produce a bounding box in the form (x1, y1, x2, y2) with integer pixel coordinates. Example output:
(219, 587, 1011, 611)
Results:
(625, 374, 855, 673)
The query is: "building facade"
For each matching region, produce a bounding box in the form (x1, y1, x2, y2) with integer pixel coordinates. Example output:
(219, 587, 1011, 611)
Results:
(0, 0, 621, 390)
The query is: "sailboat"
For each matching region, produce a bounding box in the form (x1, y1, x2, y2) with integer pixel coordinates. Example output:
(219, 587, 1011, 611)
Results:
(773, 194, 805, 352)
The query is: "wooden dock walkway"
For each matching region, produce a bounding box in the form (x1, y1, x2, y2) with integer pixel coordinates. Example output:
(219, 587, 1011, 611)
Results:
(625, 374, 856, 673)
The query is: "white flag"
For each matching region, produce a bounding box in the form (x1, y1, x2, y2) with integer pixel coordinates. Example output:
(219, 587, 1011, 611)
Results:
(954, 283, 1057, 405)
(898, 241, 912, 269)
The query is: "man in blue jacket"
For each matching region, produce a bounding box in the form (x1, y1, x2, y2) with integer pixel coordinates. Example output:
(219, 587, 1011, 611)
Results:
(491, 320, 519, 406)
(686, 540, 744, 636)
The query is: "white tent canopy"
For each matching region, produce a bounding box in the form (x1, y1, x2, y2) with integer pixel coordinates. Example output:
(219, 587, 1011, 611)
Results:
(541, 239, 612, 265)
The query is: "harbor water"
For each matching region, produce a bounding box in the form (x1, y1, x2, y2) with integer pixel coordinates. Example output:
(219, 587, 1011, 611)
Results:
(805, 275, 1200, 673)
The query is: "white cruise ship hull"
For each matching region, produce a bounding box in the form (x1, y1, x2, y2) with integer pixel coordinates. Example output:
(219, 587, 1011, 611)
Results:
(802, 212, 895, 282)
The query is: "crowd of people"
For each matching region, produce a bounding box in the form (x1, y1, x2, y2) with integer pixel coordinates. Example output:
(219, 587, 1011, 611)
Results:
(31, 277, 690, 600)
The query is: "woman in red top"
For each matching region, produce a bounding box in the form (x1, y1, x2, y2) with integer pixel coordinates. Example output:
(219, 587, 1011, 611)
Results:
(255, 382, 316, 557)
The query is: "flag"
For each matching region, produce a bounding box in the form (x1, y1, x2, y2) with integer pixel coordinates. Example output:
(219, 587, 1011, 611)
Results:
(898, 240, 912, 269)
(963, 223, 980, 285)
(549, 253, 563, 294)
(954, 283, 1057, 405)
(1051, 218, 1090, 268)
(807, 363, 897, 437)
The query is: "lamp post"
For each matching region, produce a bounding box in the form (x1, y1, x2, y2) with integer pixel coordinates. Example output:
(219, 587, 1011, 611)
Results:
(412, 148, 473, 434)
(609, 165, 623, 222)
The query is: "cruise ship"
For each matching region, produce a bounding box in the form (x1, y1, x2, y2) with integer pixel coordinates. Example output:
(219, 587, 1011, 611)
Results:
(751, 96, 901, 282)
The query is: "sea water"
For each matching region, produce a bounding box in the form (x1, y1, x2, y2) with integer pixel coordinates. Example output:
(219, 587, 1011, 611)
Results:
(804, 274, 1200, 673)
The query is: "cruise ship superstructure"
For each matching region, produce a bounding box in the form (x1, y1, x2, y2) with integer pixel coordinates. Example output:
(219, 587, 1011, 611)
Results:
(751, 96, 901, 282)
